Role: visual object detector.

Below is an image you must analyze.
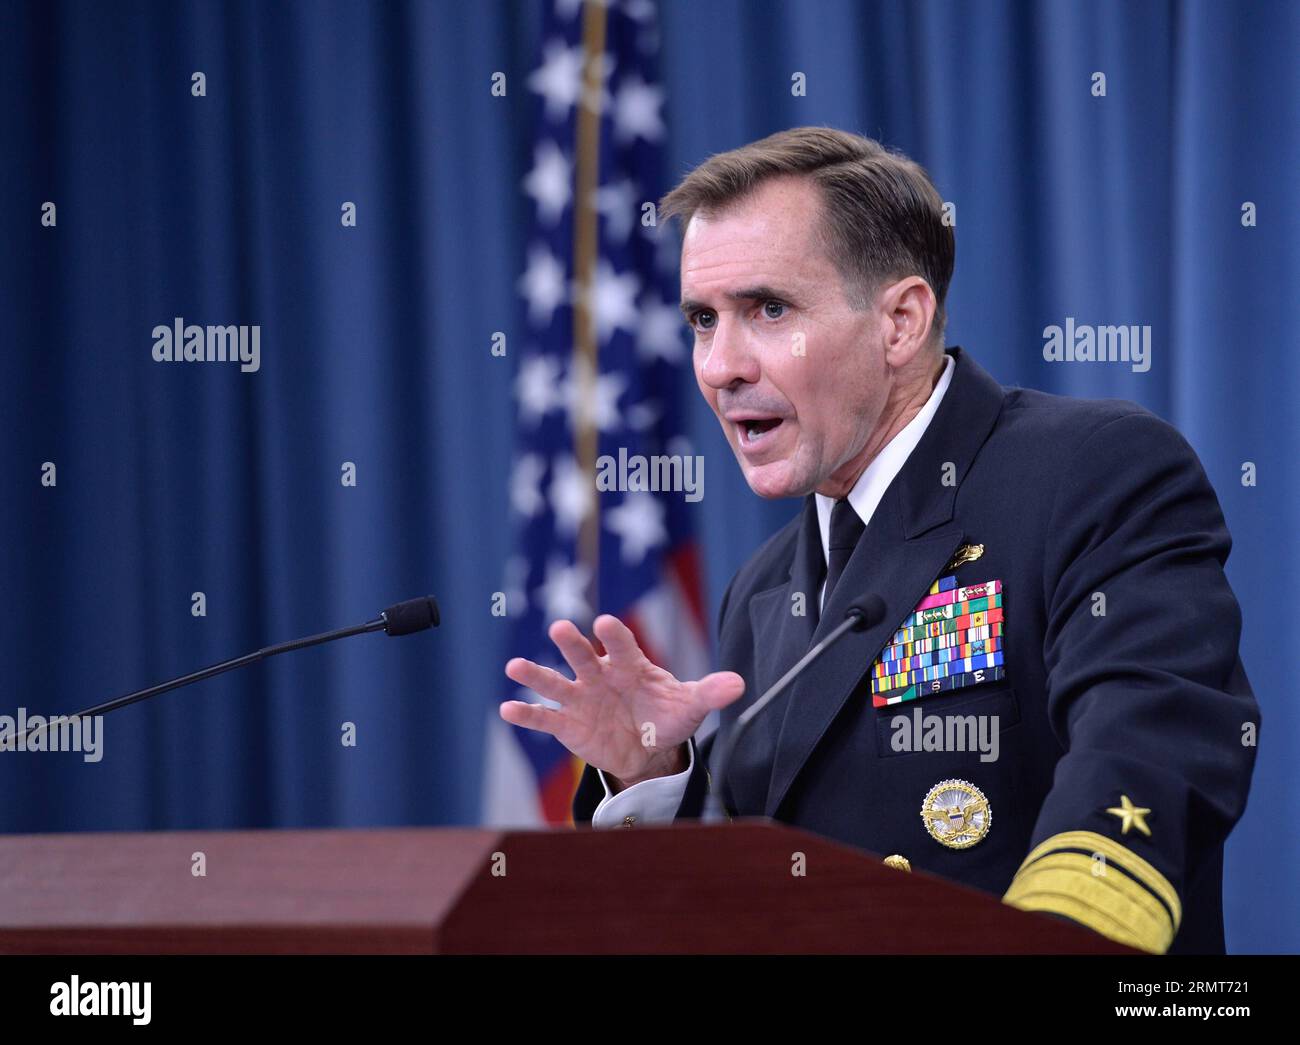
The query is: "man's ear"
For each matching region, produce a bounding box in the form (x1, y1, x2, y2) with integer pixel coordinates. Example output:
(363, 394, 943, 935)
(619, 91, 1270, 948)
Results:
(879, 276, 938, 367)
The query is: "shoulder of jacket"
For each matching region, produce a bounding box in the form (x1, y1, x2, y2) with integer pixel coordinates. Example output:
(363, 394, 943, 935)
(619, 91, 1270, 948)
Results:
(995, 386, 1178, 454)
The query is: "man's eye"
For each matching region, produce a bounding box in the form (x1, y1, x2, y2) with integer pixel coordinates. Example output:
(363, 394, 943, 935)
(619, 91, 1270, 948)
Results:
(691, 311, 716, 331)
(763, 300, 787, 319)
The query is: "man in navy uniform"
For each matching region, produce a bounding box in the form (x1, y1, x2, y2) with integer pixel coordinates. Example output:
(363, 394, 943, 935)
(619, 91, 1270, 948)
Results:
(502, 127, 1258, 954)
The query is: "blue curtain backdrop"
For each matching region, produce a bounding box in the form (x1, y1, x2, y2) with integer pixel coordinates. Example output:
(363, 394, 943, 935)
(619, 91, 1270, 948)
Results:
(0, 0, 1294, 952)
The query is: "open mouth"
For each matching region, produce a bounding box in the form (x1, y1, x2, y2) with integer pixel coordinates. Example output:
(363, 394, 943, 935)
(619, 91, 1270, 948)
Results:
(738, 417, 783, 447)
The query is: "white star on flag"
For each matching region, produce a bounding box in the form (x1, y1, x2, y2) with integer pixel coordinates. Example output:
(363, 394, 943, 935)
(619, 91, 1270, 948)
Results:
(605, 492, 668, 566)
(576, 259, 641, 343)
(549, 454, 594, 535)
(515, 355, 563, 423)
(612, 74, 665, 144)
(537, 556, 593, 623)
(510, 453, 547, 517)
(625, 399, 662, 431)
(528, 39, 585, 122)
(523, 140, 573, 226)
(637, 294, 687, 362)
(594, 178, 641, 244)
(564, 357, 627, 432)
(518, 243, 567, 327)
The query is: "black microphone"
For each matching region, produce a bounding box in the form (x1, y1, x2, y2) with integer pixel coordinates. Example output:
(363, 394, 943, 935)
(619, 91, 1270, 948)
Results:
(381, 595, 440, 635)
(0, 596, 440, 748)
(702, 595, 887, 824)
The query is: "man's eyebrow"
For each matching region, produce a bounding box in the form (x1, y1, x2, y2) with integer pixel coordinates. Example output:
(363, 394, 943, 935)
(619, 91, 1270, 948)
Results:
(679, 286, 794, 317)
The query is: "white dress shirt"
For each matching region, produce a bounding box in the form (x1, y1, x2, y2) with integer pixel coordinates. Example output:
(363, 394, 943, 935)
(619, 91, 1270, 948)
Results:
(591, 352, 956, 828)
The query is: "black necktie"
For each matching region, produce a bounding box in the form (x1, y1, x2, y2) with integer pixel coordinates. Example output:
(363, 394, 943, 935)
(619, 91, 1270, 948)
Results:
(824, 498, 865, 607)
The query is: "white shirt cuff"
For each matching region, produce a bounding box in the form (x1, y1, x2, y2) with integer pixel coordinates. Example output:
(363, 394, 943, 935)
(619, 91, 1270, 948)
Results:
(591, 741, 694, 828)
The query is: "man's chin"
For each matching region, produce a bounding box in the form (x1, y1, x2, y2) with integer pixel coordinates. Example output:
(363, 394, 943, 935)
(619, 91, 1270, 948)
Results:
(739, 461, 809, 500)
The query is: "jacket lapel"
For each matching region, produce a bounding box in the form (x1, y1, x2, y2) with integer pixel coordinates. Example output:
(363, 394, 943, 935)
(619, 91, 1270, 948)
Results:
(761, 346, 1006, 817)
(719, 499, 822, 814)
(747, 499, 821, 695)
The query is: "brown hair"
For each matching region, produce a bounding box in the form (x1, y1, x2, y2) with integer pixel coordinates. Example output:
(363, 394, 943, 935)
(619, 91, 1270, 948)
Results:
(660, 126, 954, 341)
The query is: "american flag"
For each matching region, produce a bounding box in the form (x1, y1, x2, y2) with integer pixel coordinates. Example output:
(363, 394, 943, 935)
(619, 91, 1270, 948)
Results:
(482, 0, 711, 826)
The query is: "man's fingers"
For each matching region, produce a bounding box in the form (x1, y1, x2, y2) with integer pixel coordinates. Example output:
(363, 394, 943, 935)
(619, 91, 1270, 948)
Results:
(504, 657, 575, 705)
(499, 699, 565, 738)
(548, 619, 602, 681)
(592, 613, 642, 663)
(689, 671, 746, 711)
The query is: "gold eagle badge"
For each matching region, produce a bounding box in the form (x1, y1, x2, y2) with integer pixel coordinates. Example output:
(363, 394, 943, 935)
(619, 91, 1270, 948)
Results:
(921, 779, 992, 849)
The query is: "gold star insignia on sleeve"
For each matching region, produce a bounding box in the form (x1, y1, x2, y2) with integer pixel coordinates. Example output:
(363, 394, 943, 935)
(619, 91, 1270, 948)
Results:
(1106, 794, 1152, 837)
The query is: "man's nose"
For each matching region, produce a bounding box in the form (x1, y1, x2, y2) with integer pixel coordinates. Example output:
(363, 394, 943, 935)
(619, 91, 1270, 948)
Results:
(699, 315, 761, 390)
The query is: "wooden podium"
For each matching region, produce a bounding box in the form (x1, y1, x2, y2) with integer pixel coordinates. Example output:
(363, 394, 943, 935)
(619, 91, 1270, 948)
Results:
(0, 821, 1133, 954)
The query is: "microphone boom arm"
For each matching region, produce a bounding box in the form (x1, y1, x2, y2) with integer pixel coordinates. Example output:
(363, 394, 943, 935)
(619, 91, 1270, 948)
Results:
(1, 597, 438, 748)
(702, 599, 883, 824)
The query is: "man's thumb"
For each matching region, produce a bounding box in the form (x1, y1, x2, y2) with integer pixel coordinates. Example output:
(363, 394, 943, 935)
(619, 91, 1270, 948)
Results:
(692, 671, 746, 711)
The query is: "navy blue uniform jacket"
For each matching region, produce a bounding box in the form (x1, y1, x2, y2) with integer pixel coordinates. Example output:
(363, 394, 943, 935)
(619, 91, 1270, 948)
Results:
(574, 346, 1258, 954)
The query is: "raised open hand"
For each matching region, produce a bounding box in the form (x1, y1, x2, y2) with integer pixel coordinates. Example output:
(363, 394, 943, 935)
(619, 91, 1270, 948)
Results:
(502, 614, 745, 786)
